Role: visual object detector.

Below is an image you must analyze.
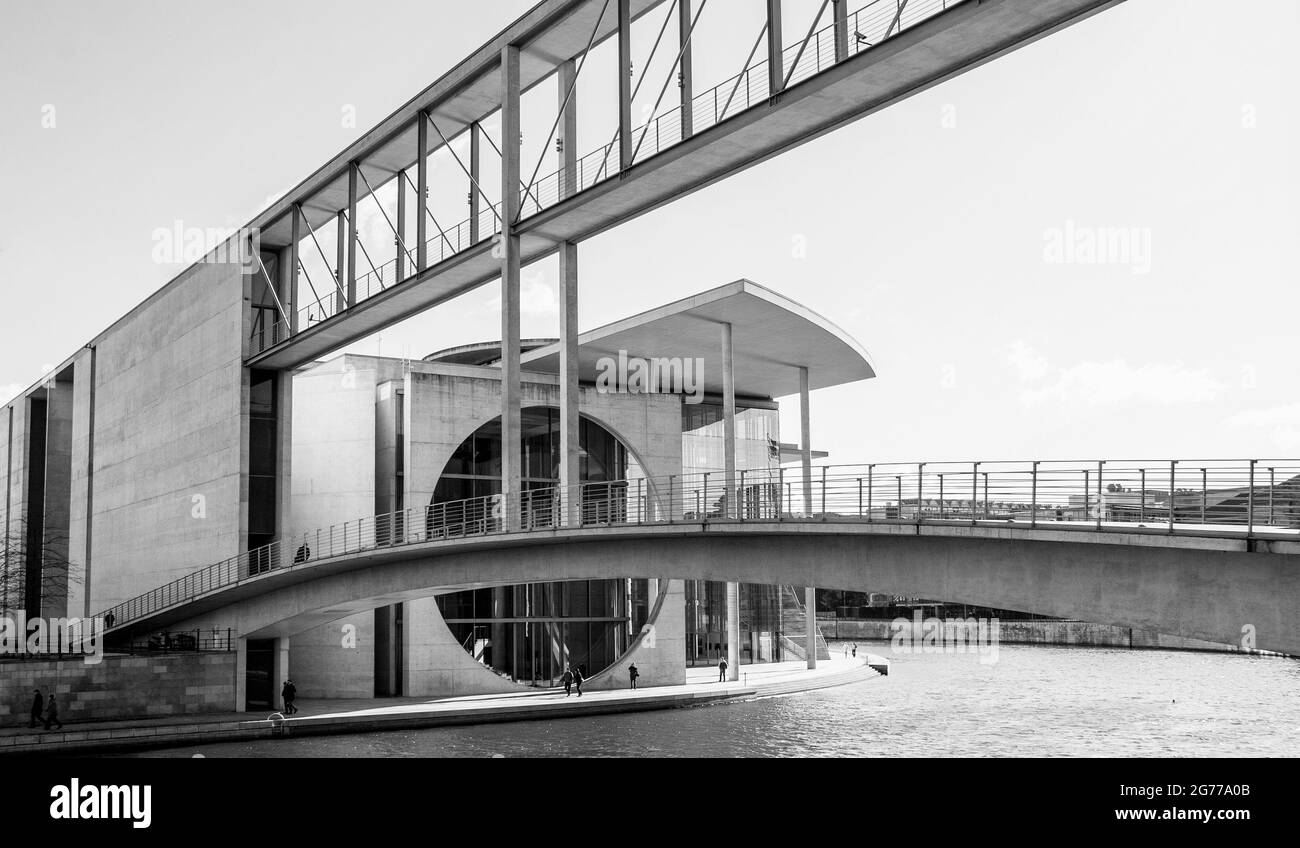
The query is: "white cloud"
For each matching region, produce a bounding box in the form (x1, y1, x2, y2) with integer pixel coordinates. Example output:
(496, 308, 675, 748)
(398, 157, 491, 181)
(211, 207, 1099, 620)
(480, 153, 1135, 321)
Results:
(1007, 340, 1050, 382)
(1020, 359, 1224, 407)
(1225, 403, 1300, 450)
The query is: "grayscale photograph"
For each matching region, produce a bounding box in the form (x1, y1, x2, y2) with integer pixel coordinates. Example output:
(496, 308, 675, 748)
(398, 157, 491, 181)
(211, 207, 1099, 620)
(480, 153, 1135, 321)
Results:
(0, 0, 1293, 825)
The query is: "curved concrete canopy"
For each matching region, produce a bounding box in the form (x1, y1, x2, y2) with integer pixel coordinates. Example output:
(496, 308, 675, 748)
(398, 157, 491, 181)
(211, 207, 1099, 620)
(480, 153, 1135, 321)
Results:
(162, 523, 1300, 655)
(521, 279, 876, 398)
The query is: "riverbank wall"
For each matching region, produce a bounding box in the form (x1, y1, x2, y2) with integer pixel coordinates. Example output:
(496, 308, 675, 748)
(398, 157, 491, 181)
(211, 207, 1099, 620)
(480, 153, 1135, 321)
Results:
(818, 618, 1245, 653)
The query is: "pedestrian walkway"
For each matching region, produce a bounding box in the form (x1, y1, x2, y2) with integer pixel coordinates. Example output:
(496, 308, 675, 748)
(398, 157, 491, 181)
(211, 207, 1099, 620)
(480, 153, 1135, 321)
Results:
(0, 654, 885, 756)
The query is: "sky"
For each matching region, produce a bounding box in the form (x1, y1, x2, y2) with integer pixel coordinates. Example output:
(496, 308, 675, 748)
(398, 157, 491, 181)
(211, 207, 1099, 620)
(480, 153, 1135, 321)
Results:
(1, 0, 1297, 466)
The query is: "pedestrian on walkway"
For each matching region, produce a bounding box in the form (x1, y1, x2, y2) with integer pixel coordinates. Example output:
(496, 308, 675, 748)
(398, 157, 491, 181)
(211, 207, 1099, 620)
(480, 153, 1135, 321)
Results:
(44, 694, 64, 731)
(29, 689, 43, 729)
(718, 657, 728, 682)
(281, 678, 298, 715)
(561, 666, 574, 696)
(573, 664, 585, 697)
(629, 663, 639, 690)
(852, 643, 858, 658)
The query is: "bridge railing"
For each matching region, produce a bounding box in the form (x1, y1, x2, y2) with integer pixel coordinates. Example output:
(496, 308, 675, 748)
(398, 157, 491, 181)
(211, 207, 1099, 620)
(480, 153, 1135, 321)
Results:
(250, 0, 967, 357)
(98, 458, 1300, 633)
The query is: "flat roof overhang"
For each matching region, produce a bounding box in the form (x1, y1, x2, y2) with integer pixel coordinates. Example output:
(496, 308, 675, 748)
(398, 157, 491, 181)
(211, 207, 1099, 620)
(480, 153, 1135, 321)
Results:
(520, 279, 874, 398)
(246, 0, 1123, 371)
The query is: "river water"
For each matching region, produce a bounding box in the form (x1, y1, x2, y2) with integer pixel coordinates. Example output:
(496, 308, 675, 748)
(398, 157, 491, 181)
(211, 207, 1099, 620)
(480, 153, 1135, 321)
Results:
(136, 642, 1300, 757)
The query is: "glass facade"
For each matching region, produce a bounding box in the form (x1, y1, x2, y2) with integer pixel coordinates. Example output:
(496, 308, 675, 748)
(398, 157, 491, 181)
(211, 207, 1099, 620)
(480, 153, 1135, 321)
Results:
(681, 402, 781, 519)
(684, 581, 815, 667)
(429, 407, 649, 684)
(436, 580, 651, 686)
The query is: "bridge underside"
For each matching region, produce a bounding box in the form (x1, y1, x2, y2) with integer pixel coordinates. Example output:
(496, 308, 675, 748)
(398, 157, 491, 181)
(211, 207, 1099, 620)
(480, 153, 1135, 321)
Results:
(154, 524, 1300, 655)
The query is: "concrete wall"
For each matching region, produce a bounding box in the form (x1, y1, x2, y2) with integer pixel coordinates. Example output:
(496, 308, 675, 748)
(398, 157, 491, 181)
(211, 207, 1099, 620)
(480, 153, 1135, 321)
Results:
(816, 617, 1245, 653)
(0, 400, 27, 613)
(42, 377, 74, 617)
(287, 617, 374, 699)
(68, 348, 94, 618)
(0, 652, 236, 725)
(403, 362, 683, 517)
(288, 355, 406, 698)
(586, 579, 687, 691)
(86, 257, 247, 612)
(401, 595, 529, 697)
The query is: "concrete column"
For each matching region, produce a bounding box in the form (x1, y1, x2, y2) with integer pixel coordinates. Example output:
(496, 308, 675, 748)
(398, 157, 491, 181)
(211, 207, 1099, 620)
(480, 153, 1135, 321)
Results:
(726, 581, 740, 681)
(346, 162, 358, 305)
(470, 123, 482, 243)
(617, 0, 633, 170)
(559, 59, 578, 200)
(335, 211, 347, 312)
(767, 0, 784, 95)
(276, 371, 293, 545)
(500, 45, 523, 531)
(288, 208, 300, 334)
(416, 113, 428, 271)
(805, 586, 816, 669)
(491, 586, 509, 674)
(679, 0, 694, 139)
(721, 322, 736, 519)
(272, 636, 290, 711)
(799, 366, 812, 515)
(396, 168, 407, 281)
(833, 0, 849, 62)
(559, 242, 580, 526)
(234, 636, 248, 712)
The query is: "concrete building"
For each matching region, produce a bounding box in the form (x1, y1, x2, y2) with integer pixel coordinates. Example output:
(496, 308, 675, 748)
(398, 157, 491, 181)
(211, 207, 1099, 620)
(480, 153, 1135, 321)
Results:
(1, 275, 873, 706)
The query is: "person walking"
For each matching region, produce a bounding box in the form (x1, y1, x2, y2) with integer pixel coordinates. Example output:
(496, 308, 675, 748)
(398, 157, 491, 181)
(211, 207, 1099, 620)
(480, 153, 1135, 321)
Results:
(44, 694, 64, 731)
(852, 643, 858, 658)
(29, 689, 43, 729)
(561, 666, 574, 696)
(718, 657, 729, 683)
(628, 664, 639, 690)
(573, 664, 585, 697)
(281, 678, 298, 715)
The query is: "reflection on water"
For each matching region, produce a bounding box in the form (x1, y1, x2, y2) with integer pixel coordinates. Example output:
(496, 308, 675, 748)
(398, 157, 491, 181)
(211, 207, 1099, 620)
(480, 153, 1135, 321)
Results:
(133, 643, 1300, 758)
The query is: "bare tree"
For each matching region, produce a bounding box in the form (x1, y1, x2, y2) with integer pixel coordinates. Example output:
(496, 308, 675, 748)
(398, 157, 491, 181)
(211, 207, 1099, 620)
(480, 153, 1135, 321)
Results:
(0, 518, 82, 617)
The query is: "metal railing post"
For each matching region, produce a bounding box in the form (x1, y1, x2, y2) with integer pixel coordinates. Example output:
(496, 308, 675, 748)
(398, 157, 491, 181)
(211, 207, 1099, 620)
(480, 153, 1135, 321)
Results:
(821, 466, 827, 519)
(1030, 462, 1039, 528)
(778, 467, 785, 522)
(1083, 469, 1089, 525)
(739, 469, 746, 521)
(1269, 467, 1276, 526)
(971, 462, 978, 526)
(1139, 470, 1146, 524)
(1247, 459, 1256, 535)
(1169, 461, 1177, 533)
(1096, 460, 1104, 530)
(703, 472, 710, 522)
(867, 464, 874, 522)
(916, 463, 924, 524)
(858, 477, 863, 518)
(938, 473, 944, 520)
(1201, 468, 1207, 525)
(669, 474, 677, 524)
(638, 478, 644, 525)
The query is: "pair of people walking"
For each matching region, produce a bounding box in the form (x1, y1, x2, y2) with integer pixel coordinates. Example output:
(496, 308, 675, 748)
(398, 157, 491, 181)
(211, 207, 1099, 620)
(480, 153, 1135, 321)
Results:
(29, 688, 63, 731)
(561, 664, 585, 696)
(281, 679, 298, 715)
